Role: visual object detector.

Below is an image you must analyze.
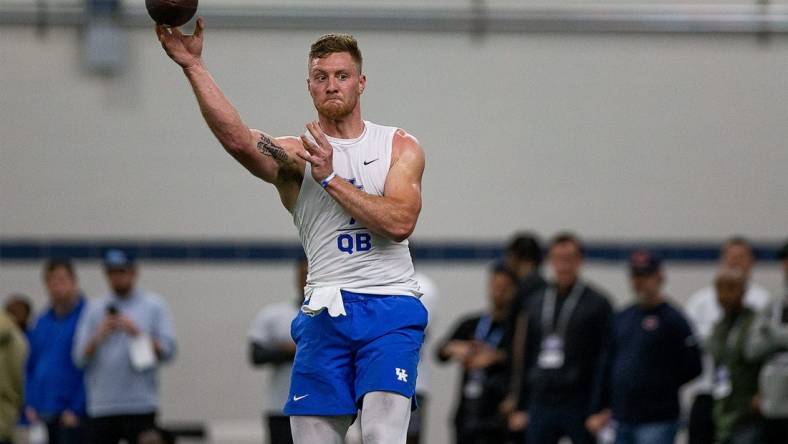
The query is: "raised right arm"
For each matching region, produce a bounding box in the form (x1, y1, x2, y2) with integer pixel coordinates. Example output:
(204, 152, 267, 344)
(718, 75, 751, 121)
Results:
(182, 62, 269, 178)
(156, 19, 304, 190)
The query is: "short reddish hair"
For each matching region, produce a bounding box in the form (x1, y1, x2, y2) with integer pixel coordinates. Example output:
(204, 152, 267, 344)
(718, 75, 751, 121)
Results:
(309, 33, 363, 73)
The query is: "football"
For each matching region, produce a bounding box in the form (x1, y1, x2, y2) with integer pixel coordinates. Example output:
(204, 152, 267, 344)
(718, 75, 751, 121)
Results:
(145, 0, 198, 27)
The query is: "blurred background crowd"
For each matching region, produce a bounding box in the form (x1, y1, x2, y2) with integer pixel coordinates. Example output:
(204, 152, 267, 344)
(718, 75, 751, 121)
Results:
(2, 235, 786, 444)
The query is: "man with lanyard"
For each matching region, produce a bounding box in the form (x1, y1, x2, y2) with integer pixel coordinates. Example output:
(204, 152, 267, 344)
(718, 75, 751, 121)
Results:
(747, 240, 788, 444)
(499, 234, 547, 444)
(685, 237, 772, 444)
(708, 269, 764, 444)
(508, 232, 613, 444)
(436, 264, 517, 444)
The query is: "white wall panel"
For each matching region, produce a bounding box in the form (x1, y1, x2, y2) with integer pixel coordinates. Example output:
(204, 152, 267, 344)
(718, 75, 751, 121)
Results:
(2, 16, 786, 442)
(2, 28, 787, 239)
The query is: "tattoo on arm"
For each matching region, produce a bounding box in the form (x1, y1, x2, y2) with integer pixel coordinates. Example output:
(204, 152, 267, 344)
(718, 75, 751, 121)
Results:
(257, 134, 289, 163)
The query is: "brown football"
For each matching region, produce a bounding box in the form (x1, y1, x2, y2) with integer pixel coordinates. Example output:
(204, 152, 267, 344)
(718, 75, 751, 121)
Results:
(145, 0, 198, 27)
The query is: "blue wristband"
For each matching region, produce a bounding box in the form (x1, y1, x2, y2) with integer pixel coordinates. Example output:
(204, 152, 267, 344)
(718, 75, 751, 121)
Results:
(321, 172, 337, 189)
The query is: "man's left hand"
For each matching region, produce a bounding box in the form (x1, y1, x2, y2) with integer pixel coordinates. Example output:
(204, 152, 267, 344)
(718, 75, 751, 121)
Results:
(298, 121, 334, 183)
(585, 409, 611, 434)
(117, 316, 141, 336)
(464, 344, 502, 369)
(61, 410, 80, 428)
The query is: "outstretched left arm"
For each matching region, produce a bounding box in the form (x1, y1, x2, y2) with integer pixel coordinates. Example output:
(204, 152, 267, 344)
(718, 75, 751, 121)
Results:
(299, 123, 424, 242)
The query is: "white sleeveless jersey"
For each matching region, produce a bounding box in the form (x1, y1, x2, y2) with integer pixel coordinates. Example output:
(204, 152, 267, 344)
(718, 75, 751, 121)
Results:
(293, 121, 420, 301)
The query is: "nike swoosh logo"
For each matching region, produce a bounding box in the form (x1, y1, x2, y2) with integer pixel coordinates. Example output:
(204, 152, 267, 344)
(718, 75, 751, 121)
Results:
(293, 394, 309, 401)
(363, 159, 379, 166)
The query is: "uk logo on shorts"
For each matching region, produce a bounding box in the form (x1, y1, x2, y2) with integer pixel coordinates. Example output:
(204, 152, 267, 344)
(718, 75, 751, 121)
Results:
(395, 368, 408, 382)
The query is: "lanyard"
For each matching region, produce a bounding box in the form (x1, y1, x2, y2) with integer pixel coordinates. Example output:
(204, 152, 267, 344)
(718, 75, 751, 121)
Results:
(474, 315, 504, 348)
(542, 282, 585, 338)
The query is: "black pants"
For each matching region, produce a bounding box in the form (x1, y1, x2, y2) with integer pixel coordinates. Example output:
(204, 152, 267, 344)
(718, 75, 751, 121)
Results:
(407, 394, 426, 444)
(763, 417, 788, 444)
(728, 420, 762, 444)
(688, 394, 715, 444)
(267, 414, 293, 444)
(526, 403, 595, 444)
(455, 428, 507, 444)
(46, 417, 86, 444)
(87, 413, 156, 444)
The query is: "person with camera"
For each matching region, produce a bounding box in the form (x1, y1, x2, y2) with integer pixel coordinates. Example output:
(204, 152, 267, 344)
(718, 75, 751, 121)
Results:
(74, 249, 177, 444)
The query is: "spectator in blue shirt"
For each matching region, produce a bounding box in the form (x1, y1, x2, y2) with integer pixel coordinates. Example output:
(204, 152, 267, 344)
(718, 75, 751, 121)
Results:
(25, 258, 87, 444)
(587, 250, 702, 444)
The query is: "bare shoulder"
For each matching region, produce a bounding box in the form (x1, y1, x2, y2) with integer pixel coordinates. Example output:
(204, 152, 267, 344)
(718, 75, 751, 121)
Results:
(392, 128, 424, 165)
(393, 128, 421, 150)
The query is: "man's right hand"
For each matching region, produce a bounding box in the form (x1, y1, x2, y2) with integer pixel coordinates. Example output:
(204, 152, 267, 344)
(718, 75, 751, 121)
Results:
(82, 315, 121, 361)
(508, 410, 529, 431)
(464, 344, 502, 370)
(95, 315, 120, 342)
(61, 410, 80, 428)
(444, 340, 473, 362)
(156, 17, 205, 69)
(585, 409, 611, 434)
(25, 407, 38, 424)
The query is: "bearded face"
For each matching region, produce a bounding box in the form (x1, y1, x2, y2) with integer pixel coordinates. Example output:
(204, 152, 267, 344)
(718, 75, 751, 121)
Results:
(315, 91, 358, 120)
(308, 52, 365, 121)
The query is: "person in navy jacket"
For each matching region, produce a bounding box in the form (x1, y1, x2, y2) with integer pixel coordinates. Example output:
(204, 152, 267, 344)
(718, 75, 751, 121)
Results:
(587, 250, 702, 444)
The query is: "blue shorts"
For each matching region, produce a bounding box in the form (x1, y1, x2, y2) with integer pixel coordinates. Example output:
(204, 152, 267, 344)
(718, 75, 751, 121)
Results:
(284, 291, 428, 416)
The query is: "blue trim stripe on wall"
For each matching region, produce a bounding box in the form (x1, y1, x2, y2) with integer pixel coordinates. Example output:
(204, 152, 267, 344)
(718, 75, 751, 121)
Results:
(0, 238, 784, 263)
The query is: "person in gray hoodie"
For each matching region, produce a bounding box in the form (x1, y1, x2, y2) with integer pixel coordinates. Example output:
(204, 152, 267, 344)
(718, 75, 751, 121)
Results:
(74, 249, 176, 444)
